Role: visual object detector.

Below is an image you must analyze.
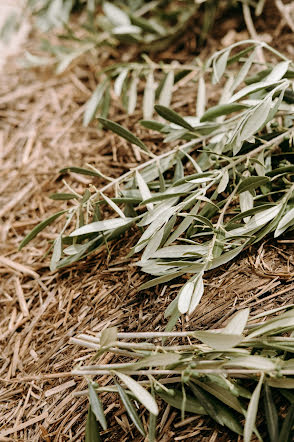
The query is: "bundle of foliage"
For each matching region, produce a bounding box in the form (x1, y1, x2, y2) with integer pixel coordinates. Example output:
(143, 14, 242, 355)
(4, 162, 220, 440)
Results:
(71, 305, 294, 441)
(20, 41, 294, 322)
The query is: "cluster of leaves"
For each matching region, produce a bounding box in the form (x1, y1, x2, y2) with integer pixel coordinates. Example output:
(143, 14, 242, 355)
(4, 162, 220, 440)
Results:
(20, 41, 294, 322)
(71, 305, 294, 441)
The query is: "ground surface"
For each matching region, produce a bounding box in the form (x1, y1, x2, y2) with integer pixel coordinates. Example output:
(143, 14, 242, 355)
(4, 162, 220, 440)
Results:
(1, 2, 294, 441)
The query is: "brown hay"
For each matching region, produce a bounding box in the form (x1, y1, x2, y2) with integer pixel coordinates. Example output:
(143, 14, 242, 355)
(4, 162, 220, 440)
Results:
(1, 4, 294, 441)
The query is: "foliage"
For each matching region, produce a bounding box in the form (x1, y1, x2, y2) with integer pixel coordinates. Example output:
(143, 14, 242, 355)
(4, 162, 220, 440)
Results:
(20, 41, 294, 321)
(71, 305, 294, 440)
(3, 1, 271, 123)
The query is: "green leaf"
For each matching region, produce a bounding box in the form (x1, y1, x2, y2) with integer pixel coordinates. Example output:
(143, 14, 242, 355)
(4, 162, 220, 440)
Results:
(264, 384, 279, 442)
(200, 103, 246, 122)
(232, 49, 256, 91)
(213, 49, 230, 83)
(224, 308, 250, 335)
(70, 217, 135, 236)
(136, 170, 153, 211)
(275, 208, 294, 238)
(193, 331, 243, 350)
(85, 405, 101, 442)
(188, 382, 221, 423)
(100, 192, 125, 219)
(88, 383, 107, 431)
(178, 281, 195, 314)
(154, 105, 194, 130)
(98, 118, 151, 155)
(114, 379, 146, 437)
(50, 235, 62, 271)
(59, 167, 103, 177)
(238, 176, 270, 194)
(49, 193, 79, 200)
(265, 61, 290, 83)
(244, 374, 264, 442)
(83, 81, 108, 126)
(157, 389, 206, 415)
(115, 372, 159, 415)
(217, 169, 229, 193)
(278, 403, 294, 442)
(19, 210, 66, 249)
(192, 379, 243, 413)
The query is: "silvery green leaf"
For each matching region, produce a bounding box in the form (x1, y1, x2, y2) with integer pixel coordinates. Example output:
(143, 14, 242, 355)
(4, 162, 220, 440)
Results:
(127, 74, 138, 114)
(192, 380, 243, 414)
(238, 97, 271, 145)
(100, 327, 117, 347)
(224, 308, 250, 335)
(114, 380, 146, 437)
(112, 25, 141, 35)
(50, 235, 62, 271)
(136, 170, 153, 211)
(224, 356, 276, 370)
(196, 75, 206, 118)
(274, 207, 294, 237)
(114, 69, 129, 97)
(178, 281, 195, 314)
(135, 353, 182, 369)
(263, 384, 279, 442)
(230, 80, 281, 102)
(70, 217, 134, 236)
(83, 82, 108, 126)
(115, 372, 159, 415)
(141, 228, 164, 262)
(152, 244, 208, 259)
(217, 169, 229, 193)
(88, 383, 107, 431)
(255, 151, 265, 176)
(143, 71, 155, 120)
(165, 202, 200, 246)
(193, 331, 243, 350)
(207, 245, 244, 270)
(98, 118, 151, 155)
(159, 71, 174, 108)
(19, 210, 66, 249)
(247, 315, 294, 339)
(86, 405, 101, 442)
(240, 191, 253, 222)
(232, 49, 256, 91)
(188, 273, 204, 315)
(102, 2, 130, 26)
(226, 205, 281, 238)
(264, 60, 290, 82)
(154, 105, 194, 130)
(200, 103, 246, 122)
(244, 374, 264, 442)
(100, 192, 125, 219)
(213, 49, 230, 84)
(63, 244, 87, 255)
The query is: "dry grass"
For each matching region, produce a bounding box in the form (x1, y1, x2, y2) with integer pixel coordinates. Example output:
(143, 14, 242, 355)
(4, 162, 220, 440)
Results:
(1, 3, 294, 441)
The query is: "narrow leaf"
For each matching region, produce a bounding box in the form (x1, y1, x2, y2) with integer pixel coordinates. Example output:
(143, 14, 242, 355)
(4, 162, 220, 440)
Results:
(115, 372, 159, 415)
(98, 118, 151, 154)
(19, 210, 66, 249)
(244, 374, 264, 442)
(88, 383, 107, 431)
(114, 379, 146, 437)
(85, 406, 101, 442)
(143, 71, 155, 119)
